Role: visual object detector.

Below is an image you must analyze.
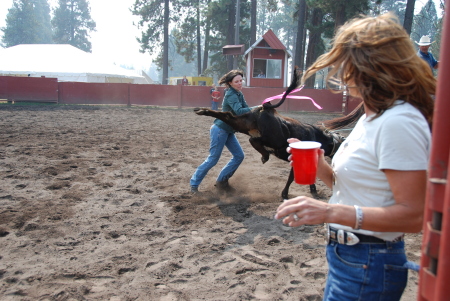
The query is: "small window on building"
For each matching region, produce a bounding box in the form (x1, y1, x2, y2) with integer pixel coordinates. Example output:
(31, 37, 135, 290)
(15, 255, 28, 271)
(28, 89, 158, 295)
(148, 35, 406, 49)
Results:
(253, 59, 282, 79)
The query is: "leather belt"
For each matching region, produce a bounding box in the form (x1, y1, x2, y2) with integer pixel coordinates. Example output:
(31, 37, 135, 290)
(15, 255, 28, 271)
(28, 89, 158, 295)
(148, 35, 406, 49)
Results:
(327, 226, 403, 246)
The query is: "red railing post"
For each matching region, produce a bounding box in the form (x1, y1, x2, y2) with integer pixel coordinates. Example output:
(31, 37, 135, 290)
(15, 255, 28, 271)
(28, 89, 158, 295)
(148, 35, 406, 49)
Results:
(418, 6, 450, 301)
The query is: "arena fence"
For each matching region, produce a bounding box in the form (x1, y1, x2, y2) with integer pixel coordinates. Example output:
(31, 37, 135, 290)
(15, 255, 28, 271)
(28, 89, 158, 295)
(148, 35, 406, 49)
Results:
(418, 8, 450, 301)
(0, 75, 361, 114)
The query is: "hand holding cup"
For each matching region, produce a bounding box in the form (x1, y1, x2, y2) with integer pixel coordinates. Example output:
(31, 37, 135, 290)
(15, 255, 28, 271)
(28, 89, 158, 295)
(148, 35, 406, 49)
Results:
(287, 139, 321, 185)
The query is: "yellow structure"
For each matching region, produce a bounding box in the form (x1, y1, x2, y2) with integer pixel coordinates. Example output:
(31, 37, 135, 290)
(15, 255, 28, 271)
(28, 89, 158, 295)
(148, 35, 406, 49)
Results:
(169, 76, 213, 86)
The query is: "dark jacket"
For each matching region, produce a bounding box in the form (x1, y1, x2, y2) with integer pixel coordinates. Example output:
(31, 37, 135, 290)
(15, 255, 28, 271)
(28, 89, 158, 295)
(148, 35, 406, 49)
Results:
(214, 87, 250, 133)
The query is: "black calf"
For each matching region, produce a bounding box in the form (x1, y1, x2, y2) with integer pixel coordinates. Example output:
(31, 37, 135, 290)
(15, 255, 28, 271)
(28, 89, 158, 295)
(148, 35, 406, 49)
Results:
(194, 106, 344, 199)
(194, 68, 345, 199)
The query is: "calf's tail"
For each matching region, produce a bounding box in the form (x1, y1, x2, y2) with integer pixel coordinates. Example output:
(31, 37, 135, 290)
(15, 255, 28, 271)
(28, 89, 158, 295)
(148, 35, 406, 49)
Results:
(262, 66, 302, 110)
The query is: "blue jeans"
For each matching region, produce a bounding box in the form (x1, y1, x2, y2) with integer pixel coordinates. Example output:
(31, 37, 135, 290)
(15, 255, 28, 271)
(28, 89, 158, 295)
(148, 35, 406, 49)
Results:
(324, 240, 408, 300)
(190, 124, 244, 188)
(212, 101, 219, 110)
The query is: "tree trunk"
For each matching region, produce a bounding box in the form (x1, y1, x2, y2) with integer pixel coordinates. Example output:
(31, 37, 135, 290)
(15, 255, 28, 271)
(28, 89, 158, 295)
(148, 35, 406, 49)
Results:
(403, 0, 416, 35)
(250, 0, 257, 45)
(233, 0, 241, 69)
(196, 0, 202, 75)
(294, 0, 307, 71)
(304, 8, 324, 88)
(202, 6, 211, 74)
(227, 2, 235, 71)
(162, 0, 169, 85)
(334, 2, 346, 30)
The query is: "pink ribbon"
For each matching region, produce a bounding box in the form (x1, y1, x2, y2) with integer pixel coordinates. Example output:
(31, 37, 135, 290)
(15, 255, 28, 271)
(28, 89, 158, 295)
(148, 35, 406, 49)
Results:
(262, 86, 322, 110)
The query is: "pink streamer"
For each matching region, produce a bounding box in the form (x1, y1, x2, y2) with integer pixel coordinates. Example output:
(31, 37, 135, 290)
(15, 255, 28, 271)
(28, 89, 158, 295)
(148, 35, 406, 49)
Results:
(262, 86, 322, 110)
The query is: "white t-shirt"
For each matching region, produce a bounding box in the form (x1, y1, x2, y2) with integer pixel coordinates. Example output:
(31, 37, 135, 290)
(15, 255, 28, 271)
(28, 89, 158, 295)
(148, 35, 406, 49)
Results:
(329, 101, 431, 241)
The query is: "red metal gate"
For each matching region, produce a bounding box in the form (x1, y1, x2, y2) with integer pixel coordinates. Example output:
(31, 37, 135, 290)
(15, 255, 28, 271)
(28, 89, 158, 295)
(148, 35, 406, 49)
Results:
(418, 6, 450, 301)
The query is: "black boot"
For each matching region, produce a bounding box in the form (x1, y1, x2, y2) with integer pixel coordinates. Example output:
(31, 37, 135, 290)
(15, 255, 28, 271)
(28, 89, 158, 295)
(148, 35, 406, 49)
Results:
(190, 186, 199, 194)
(215, 180, 236, 194)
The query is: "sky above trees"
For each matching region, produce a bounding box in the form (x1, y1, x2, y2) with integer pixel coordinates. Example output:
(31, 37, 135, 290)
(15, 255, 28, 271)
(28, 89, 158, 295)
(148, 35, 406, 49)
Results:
(0, 0, 153, 71)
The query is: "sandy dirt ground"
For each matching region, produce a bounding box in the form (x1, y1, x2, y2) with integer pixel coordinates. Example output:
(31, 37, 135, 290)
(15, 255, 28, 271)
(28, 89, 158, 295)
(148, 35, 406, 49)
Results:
(0, 105, 422, 300)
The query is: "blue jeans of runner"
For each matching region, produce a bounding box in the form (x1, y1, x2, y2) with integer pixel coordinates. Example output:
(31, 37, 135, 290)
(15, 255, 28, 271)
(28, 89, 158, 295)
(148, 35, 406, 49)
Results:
(211, 100, 219, 110)
(190, 124, 244, 188)
(323, 240, 408, 301)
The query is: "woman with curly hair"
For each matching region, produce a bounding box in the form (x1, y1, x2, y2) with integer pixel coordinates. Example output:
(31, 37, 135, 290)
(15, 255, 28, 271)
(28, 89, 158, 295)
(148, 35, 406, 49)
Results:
(275, 13, 435, 300)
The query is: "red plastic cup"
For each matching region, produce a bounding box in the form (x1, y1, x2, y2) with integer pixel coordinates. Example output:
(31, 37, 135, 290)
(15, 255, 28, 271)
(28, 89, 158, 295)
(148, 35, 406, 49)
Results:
(289, 141, 322, 185)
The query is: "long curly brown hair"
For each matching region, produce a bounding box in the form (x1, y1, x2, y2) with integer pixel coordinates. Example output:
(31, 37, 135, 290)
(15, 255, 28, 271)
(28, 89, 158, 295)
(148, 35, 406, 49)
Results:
(219, 70, 244, 88)
(302, 13, 436, 129)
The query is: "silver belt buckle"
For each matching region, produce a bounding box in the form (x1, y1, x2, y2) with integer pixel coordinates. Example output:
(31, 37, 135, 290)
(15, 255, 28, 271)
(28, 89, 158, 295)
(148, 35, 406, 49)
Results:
(346, 232, 360, 246)
(337, 229, 345, 244)
(326, 226, 360, 246)
(337, 229, 360, 246)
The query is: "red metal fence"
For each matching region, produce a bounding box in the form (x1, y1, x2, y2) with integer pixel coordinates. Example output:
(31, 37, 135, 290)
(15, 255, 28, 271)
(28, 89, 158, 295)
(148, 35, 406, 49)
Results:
(0, 75, 358, 114)
(0, 76, 58, 102)
(418, 5, 450, 301)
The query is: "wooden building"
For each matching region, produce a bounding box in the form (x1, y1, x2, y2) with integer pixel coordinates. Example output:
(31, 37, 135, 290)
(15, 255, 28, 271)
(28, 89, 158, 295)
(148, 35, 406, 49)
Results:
(244, 29, 292, 88)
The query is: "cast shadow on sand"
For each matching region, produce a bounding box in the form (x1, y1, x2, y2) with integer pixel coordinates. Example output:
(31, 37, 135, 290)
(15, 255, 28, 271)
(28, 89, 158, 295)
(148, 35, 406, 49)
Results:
(165, 189, 327, 251)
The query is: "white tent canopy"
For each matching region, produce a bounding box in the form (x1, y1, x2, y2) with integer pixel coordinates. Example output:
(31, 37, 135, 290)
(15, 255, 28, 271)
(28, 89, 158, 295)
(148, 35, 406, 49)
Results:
(0, 44, 151, 84)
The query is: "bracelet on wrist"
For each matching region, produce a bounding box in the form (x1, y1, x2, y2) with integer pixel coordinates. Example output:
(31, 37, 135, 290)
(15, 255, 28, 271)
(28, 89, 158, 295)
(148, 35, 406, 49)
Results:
(353, 205, 363, 230)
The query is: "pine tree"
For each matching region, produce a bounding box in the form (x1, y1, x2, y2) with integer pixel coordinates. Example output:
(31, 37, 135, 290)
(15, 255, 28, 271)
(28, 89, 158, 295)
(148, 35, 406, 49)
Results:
(412, 0, 438, 43)
(287, 0, 372, 87)
(172, 0, 204, 75)
(204, 0, 251, 77)
(432, 0, 444, 61)
(294, 0, 307, 71)
(132, 0, 181, 84)
(250, 0, 257, 45)
(1, 0, 53, 47)
(403, 0, 416, 34)
(372, 0, 406, 24)
(34, 0, 53, 43)
(304, 6, 329, 88)
(52, 0, 96, 52)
